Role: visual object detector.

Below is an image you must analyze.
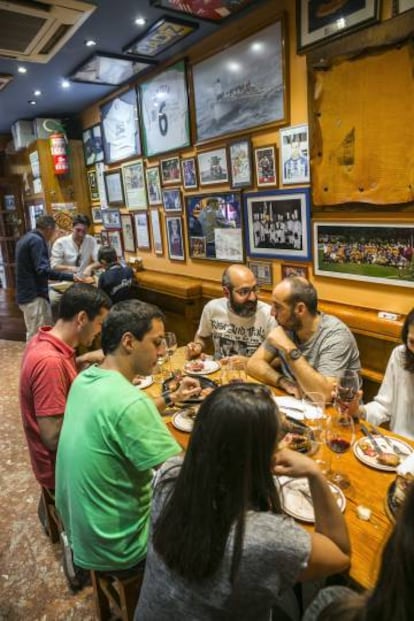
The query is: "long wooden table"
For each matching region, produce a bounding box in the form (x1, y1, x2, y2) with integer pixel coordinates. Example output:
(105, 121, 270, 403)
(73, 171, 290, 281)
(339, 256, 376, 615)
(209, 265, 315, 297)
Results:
(144, 348, 413, 592)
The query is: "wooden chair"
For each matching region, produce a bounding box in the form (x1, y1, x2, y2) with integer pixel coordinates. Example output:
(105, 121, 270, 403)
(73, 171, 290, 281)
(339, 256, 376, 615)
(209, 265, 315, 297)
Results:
(40, 487, 62, 543)
(90, 569, 143, 621)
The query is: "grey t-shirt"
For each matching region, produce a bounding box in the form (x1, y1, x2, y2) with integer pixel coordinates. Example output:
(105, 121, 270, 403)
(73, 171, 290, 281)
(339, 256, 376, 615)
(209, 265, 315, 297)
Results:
(135, 457, 311, 621)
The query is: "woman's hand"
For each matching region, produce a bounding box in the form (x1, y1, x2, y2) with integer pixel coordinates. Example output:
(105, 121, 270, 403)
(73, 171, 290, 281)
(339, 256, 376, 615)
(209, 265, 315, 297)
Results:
(272, 447, 320, 479)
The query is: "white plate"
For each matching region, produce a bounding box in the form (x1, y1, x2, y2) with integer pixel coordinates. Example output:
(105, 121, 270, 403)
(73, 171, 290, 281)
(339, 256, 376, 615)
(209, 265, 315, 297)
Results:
(276, 476, 346, 523)
(134, 375, 153, 389)
(184, 359, 220, 375)
(171, 408, 199, 433)
(353, 437, 413, 472)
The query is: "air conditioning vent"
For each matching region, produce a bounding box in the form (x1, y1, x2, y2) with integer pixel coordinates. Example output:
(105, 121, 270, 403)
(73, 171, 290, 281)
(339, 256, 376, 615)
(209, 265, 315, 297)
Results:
(0, 1, 96, 63)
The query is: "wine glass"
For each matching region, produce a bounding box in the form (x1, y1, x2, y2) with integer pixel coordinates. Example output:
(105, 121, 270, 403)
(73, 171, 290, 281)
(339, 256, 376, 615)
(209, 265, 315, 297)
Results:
(302, 392, 328, 473)
(164, 332, 177, 357)
(336, 370, 361, 415)
(325, 411, 355, 489)
(153, 338, 170, 385)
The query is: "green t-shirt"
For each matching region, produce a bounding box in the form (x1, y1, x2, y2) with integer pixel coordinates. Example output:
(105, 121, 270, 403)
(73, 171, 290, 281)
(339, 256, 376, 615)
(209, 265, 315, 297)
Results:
(55, 365, 180, 571)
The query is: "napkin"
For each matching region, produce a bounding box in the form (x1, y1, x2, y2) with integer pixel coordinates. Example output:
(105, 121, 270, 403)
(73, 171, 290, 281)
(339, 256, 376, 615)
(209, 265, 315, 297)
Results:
(274, 396, 325, 421)
(397, 450, 414, 475)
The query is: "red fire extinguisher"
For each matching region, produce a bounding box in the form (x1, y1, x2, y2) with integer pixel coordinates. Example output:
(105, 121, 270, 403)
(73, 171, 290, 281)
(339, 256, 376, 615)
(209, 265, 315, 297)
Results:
(49, 132, 69, 175)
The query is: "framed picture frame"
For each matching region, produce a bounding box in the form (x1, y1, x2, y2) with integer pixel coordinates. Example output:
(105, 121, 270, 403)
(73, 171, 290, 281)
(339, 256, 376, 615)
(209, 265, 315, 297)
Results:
(123, 16, 198, 57)
(181, 157, 198, 190)
(395, 0, 414, 13)
(244, 189, 311, 261)
(91, 206, 103, 224)
(150, 0, 256, 22)
(192, 19, 287, 143)
(162, 188, 182, 212)
(254, 145, 277, 188)
(104, 169, 125, 206)
(297, 0, 380, 53)
(186, 192, 243, 262)
(197, 147, 229, 186)
(101, 208, 122, 230)
(69, 52, 156, 86)
(4, 194, 16, 211)
(150, 208, 164, 255)
(94, 233, 102, 247)
(314, 222, 414, 288)
(107, 230, 123, 258)
(247, 259, 273, 290)
(100, 230, 110, 246)
(82, 124, 104, 166)
(160, 156, 181, 185)
(139, 60, 190, 157)
(166, 215, 185, 261)
(145, 166, 163, 205)
(281, 263, 309, 280)
(280, 125, 310, 185)
(87, 168, 100, 201)
(229, 137, 252, 188)
(121, 214, 136, 253)
(121, 159, 147, 210)
(134, 212, 151, 251)
(100, 88, 141, 165)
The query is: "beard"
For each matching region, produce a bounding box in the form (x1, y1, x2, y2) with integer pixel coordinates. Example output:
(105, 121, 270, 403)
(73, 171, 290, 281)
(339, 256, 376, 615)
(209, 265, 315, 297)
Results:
(285, 312, 302, 332)
(230, 296, 258, 318)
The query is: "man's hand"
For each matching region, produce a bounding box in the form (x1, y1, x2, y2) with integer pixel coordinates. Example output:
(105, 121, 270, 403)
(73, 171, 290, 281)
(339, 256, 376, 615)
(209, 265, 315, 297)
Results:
(186, 341, 204, 360)
(335, 388, 363, 417)
(74, 275, 95, 284)
(272, 447, 320, 479)
(267, 325, 296, 353)
(220, 355, 248, 369)
(76, 348, 104, 370)
(279, 376, 301, 398)
(171, 376, 201, 403)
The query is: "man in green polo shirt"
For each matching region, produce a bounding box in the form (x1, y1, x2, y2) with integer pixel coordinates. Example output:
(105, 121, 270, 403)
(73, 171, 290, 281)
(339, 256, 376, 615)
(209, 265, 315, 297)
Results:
(55, 300, 199, 574)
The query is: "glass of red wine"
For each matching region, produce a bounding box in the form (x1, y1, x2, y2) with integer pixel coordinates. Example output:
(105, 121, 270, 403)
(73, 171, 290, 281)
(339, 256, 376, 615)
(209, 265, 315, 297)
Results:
(325, 411, 355, 489)
(335, 370, 361, 416)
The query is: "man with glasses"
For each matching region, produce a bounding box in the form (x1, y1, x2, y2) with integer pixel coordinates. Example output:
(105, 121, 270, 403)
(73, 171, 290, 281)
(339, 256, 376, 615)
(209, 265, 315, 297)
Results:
(186, 264, 276, 364)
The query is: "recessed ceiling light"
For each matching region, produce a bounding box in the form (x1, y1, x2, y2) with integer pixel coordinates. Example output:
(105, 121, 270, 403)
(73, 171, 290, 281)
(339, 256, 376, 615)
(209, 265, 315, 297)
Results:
(28, 100, 36, 105)
(18, 66, 27, 74)
(134, 16, 146, 26)
(33, 89, 42, 97)
(85, 39, 96, 47)
(61, 79, 70, 89)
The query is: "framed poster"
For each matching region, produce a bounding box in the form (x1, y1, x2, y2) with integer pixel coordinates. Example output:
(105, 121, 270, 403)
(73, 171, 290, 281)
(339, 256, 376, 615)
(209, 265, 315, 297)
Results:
(247, 259, 273, 290)
(139, 61, 190, 157)
(4, 194, 15, 211)
(314, 222, 414, 288)
(87, 168, 100, 201)
(107, 230, 123, 258)
(145, 166, 162, 205)
(166, 215, 185, 261)
(181, 157, 198, 190)
(82, 124, 104, 166)
(91, 206, 103, 224)
(104, 169, 125, 206)
(162, 188, 182, 212)
(134, 212, 151, 250)
(280, 125, 310, 185)
(101, 208, 122, 230)
(100, 88, 141, 164)
(100, 230, 110, 246)
(70, 52, 155, 86)
(254, 145, 277, 187)
(150, 208, 164, 255)
(244, 189, 311, 261)
(124, 17, 197, 57)
(121, 214, 136, 253)
(151, 0, 256, 22)
(229, 137, 252, 188)
(281, 263, 309, 280)
(186, 192, 243, 261)
(297, 0, 380, 52)
(197, 147, 229, 186)
(160, 156, 181, 185)
(122, 159, 147, 210)
(192, 20, 287, 142)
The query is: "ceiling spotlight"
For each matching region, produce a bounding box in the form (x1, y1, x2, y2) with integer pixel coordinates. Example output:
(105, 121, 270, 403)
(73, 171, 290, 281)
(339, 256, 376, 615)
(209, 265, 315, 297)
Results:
(85, 39, 97, 47)
(61, 79, 70, 89)
(33, 89, 42, 97)
(28, 100, 37, 105)
(18, 66, 27, 74)
(134, 16, 146, 26)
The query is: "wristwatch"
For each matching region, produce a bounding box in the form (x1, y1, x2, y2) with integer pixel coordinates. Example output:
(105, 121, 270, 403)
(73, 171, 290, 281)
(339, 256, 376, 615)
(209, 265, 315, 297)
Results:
(161, 390, 173, 407)
(287, 348, 302, 361)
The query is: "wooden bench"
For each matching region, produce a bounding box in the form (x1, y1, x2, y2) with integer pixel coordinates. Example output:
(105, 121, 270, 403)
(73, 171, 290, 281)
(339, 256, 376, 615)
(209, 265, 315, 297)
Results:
(91, 570, 143, 621)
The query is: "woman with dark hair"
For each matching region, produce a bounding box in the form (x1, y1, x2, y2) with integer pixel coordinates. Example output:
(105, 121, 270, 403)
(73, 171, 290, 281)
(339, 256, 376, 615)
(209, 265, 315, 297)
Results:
(134, 383, 350, 620)
(303, 482, 414, 621)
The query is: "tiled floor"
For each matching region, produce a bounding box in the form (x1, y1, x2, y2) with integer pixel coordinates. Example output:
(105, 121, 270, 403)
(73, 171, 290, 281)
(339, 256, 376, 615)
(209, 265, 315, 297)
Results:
(0, 340, 95, 620)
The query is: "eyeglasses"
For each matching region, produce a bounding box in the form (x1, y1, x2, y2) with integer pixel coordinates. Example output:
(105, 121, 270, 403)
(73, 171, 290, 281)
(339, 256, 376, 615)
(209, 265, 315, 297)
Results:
(75, 253, 82, 267)
(232, 285, 261, 298)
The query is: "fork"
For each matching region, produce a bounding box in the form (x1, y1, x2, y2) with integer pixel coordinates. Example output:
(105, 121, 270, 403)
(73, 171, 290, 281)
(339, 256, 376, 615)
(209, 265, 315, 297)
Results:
(367, 424, 411, 457)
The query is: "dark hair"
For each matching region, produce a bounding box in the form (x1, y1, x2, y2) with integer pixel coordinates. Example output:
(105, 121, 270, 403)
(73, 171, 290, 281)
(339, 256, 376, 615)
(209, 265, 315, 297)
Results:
(36, 215, 56, 230)
(58, 283, 111, 321)
(98, 245, 117, 265)
(153, 383, 281, 582)
(401, 309, 414, 372)
(101, 299, 165, 355)
(72, 214, 91, 227)
(286, 277, 318, 315)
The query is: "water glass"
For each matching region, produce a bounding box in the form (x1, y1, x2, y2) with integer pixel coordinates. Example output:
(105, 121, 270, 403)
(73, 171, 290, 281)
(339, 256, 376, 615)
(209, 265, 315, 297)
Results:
(221, 358, 247, 384)
(302, 392, 328, 473)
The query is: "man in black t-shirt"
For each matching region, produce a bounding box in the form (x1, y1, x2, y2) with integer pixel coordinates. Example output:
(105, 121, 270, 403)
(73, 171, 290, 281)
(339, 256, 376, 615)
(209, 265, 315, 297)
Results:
(97, 246, 138, 303)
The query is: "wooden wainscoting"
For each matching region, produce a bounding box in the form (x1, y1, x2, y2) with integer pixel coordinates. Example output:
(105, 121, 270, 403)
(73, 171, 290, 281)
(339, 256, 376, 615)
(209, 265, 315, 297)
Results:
(0, 288, 25, 341)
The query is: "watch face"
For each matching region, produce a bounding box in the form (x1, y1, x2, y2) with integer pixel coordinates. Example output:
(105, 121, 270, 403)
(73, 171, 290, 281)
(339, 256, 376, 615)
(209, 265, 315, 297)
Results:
(289, 348, 302, 361)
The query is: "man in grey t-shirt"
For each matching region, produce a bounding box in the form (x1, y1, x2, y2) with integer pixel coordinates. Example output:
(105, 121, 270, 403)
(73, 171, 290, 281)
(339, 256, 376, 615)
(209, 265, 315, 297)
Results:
(247, 277, 360, 401)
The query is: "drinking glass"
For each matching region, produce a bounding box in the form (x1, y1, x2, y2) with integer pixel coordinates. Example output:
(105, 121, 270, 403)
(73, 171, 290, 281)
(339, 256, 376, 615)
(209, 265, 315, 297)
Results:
(302, 392, 328, 473)
(153, 339, 171, 385)
(336, 370, 361, 415)
(164, 331, 177, 373)
(325, 411, 355, 489)
(221, 358, 247, 384)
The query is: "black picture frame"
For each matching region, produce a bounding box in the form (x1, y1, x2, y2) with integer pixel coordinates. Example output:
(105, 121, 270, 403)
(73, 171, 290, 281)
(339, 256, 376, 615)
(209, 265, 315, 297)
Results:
(69, 52, 156, 86)
(181, 157, 198, 190)
(103, 169, 125, 206)
(123, 16, 198, 58)
(166, 215, 185, 261)
(162, 188, 182, 212)
(121, 214, 136, 253)
(87, 168, 100, 201)
(151, 0, 256, 22)
(100, 88, 141, 165)
(228, 137, 252, 189)
(82, 124, 104, 166)
(101, 208, 122, 230)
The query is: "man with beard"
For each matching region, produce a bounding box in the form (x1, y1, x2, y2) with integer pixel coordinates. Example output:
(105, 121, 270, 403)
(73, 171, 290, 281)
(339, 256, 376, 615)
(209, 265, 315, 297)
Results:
(186, 265, 276, 365)
(247, 277, 360, 401)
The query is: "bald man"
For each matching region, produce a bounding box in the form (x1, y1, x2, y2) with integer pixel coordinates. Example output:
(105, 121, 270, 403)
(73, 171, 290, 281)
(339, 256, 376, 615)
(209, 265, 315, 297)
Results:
(186, 264, 276, 365)
(247, 277, 360, 401)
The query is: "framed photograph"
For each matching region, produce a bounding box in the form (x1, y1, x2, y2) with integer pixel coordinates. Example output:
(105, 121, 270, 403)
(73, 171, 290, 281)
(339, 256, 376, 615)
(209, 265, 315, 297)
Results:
(91, 206, 103, 224)
(69, 52, 155, 86)
(244, 189, 311, 261)
(122, 159, 147, 210)
(166, 215, 185, 261)
(280, 125, 310, 185)
(139, 60, 190, 157)
(94, 233, 102, 247)
(145, 166, 163, 205)
(160, 156, 181, 185)
(297, 0, 380, 52)
(181, 157, 198, 190)
(121, 214, 136, 253)
(134, 212, 151, 251)
(254, 145, 277, 187)
(82, 124, 104, 166)
(247, 260, 273, 290)
(100, 88, 141, 164)
(151, 0, 256, 22)
(281, 263, 309, 280)
(396, 0, 414, 13)
(124, 16, 197, 57)
(107, 230, 123, 258)
(186, 192, 243, 262)
(100, 230, 110, 246)
(104, 169, 125, 206)
(150, 208, 164, 255)
(4, 194, 16, 211)
(87, 168, 100, 201)
(197, 147, 229, 186)
(314, 222, 414, 288)
(162, 188, 182, 212)
(95, 162, 107, 208)
(229, 137, 252, 188)
(101, 208, 122, 230)
(192, 20, 287, 143)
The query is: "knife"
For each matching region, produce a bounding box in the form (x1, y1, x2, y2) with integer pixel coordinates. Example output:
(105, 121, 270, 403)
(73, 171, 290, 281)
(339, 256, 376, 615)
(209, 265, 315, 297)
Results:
(360, 423, 385, 456)
(367, 423, 411, 457)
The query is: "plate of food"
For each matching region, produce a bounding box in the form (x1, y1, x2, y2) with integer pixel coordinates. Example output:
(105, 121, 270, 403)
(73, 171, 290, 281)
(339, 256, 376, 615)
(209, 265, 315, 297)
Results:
(162, 373, 218, 404)
(279, 416, 316, 455)
(133, 375, 153, 389)
(183, 359, 220, 375)
(353, 437, 412, 472)
(171, 407, 199, 433)
(276, 476, 346, 523)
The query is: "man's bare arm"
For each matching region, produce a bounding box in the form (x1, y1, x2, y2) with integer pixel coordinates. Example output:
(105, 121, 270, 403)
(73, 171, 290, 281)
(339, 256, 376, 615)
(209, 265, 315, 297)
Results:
(37, 415, 64, 451)
(186, 334, 209, 360)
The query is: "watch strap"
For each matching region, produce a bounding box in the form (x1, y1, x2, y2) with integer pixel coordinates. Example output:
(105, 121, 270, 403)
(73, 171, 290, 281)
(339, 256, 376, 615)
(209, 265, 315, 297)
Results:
(161, 390, 173, 407)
